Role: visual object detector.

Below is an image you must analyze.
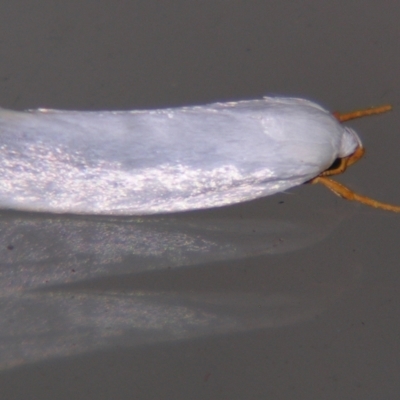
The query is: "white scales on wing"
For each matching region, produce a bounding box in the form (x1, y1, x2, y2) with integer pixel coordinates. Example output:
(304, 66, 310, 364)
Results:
(0, 97, 360, 214)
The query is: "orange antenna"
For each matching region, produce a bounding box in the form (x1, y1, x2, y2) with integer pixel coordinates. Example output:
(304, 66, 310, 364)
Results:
(333, 104, 392, 122)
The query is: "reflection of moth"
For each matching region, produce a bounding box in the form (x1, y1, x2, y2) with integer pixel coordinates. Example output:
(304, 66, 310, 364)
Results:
(0, 97, 395, 214)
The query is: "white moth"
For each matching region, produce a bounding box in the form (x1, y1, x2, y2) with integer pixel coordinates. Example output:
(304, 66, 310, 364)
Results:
(0, 96, 395, 215)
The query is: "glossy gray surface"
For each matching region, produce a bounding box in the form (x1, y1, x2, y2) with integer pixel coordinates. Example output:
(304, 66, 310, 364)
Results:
(0, 2, 399, 399)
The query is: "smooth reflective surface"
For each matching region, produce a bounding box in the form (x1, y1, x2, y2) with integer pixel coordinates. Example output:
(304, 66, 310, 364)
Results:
(0, 1, 399, 399)
(0, 197, 354, 369)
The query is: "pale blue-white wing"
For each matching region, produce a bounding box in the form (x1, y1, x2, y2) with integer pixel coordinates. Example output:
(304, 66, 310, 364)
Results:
(0, 97, 360, 214)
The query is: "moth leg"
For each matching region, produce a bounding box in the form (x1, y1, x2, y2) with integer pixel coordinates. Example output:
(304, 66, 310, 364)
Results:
(327, 103, 392, 175)
(321, 146, 365, 177)
(320, 103, 390, 177)
(312, 176, 400, 212)
(333, 104, 392, 122)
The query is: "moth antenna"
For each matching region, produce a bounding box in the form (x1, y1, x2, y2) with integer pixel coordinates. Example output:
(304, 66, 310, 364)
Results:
(333, 104, 392, 122)
(312, 176, 400, 213)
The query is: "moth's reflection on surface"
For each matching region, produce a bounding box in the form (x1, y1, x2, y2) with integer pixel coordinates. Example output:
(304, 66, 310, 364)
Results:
(0, 196, 359, 370)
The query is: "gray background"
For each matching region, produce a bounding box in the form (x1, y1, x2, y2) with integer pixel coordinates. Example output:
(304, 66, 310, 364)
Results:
(0, 1, 399, 399)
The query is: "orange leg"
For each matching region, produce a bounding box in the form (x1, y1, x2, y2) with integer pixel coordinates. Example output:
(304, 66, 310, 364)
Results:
(324, 104, 391, 177)
(320, 146, 365, 177)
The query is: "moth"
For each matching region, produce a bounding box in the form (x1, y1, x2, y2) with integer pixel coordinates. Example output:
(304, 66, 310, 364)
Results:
(0, 97, 395, 214)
